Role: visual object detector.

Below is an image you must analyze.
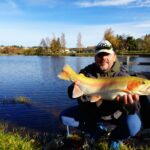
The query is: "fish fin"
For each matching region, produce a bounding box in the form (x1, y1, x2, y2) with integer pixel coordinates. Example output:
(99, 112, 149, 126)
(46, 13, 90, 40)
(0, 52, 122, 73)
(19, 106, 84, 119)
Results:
(72, 84, 84, 98)
(90, 95, 102, 102)
(57, 64, 76, 81)
(62, 64, 76, 75)
(57, 72, 70, 80)
(121, 89, 131, 94)
(96, 99, 103, 107)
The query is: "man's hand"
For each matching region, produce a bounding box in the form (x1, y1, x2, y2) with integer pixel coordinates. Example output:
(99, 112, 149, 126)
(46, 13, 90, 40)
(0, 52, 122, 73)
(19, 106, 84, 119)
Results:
(116, 94, 139, 104)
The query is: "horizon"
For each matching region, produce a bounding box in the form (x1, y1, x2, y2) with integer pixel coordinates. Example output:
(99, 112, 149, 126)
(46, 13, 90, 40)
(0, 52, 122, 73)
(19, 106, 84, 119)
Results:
(0, 0, 150, 48)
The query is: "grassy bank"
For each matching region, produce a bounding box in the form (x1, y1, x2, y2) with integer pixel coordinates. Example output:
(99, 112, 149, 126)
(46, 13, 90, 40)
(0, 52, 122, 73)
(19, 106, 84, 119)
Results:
(0, 121, 150, 150)
(0, 131, 35, 150)
(0, 122, 39, 150)
(1, 50, 150, 57)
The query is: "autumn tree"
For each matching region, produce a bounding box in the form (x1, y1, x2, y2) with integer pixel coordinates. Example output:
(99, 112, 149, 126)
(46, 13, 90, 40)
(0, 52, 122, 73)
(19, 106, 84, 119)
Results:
(103, 28, 120, 50)
(50, 38, 61, 54)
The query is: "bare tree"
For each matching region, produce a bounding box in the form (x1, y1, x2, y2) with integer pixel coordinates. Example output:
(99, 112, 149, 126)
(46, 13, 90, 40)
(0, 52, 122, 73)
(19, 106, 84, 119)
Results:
(60, 32, 66, 50)
(77, 32, 83, 53)
(45, 37, 51, 48)
(40, 38, 47, 48)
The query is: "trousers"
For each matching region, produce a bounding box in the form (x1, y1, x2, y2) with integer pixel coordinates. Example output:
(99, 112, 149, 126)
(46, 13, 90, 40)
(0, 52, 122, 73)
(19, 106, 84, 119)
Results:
(60, 105, 141, 141)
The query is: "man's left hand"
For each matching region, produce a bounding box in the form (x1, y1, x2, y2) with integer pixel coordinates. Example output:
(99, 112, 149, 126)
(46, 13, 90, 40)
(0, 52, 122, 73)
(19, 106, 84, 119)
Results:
(116, 94, 139, 104)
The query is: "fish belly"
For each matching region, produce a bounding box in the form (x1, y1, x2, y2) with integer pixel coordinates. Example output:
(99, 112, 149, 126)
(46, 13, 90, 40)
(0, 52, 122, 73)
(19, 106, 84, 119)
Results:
(99, 90, 126, 100)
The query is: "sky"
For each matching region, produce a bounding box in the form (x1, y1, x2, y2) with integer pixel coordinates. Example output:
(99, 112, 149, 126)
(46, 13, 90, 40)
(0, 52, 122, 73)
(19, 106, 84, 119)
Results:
(0, 0, 150, 48)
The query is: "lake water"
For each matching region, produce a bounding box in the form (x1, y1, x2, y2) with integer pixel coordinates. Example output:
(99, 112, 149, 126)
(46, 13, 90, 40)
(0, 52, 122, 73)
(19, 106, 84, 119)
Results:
(0, 56, 150, 133)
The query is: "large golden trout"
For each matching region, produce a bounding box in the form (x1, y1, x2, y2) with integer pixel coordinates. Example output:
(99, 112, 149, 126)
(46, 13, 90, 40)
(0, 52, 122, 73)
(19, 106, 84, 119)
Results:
(58, 64, 150, 101)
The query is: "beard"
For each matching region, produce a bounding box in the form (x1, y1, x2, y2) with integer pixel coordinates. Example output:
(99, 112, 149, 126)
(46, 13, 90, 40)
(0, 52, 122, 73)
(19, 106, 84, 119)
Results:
(99, 62, 110, 72)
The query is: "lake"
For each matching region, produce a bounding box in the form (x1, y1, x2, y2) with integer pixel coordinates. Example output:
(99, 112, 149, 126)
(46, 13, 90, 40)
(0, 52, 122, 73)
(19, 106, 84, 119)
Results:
(0, 56, 150, 133)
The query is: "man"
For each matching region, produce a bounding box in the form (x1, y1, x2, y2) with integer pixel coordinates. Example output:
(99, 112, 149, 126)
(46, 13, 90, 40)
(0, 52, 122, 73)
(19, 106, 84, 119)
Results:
(60, 40, 141, 150)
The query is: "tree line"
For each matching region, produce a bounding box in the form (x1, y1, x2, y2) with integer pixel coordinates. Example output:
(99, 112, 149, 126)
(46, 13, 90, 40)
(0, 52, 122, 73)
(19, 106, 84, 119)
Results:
(103, 28, 150, 53)
(0, 28, 150, 56)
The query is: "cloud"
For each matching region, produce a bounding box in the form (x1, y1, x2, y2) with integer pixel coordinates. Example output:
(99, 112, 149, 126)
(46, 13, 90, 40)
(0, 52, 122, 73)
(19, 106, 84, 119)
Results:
(136, 0, 150, 7)
(76, 0, 136, 7)
(0, 0, 22, 15)
(134, 21, 150, 27)
(76, 0, 150, 8)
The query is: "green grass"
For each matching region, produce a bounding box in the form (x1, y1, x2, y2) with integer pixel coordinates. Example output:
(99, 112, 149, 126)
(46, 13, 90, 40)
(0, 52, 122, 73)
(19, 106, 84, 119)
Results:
(15, 96, 32, 104)
(0, 122, 40, 150)
(0, 124, 150, 150)
(0, 131, 36, 150)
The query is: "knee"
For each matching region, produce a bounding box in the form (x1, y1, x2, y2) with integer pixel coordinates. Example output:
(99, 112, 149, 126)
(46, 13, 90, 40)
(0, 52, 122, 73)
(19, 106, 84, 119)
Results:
(59, 108, 79, 127)
(61, 116, 79, 127)
(59, 109, 70, 124)
(127, 114, 141, 136)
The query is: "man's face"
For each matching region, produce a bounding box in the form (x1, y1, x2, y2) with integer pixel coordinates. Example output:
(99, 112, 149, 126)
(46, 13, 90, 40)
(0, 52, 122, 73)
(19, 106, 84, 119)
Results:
(95, 52, 116, 72)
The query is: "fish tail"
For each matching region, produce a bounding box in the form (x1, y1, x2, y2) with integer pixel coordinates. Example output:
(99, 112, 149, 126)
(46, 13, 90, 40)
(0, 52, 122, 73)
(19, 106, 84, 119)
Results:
(57, 64, 77, 81)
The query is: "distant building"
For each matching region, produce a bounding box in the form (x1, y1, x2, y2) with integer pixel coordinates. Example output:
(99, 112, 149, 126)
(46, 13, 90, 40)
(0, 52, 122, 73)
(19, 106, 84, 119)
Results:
(63, 48, 70, 53)
(0, 46, 5, 49)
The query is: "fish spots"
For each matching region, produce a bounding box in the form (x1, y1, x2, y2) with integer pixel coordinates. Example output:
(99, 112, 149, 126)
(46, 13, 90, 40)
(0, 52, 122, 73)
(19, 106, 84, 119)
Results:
(127, 80, 143, 91)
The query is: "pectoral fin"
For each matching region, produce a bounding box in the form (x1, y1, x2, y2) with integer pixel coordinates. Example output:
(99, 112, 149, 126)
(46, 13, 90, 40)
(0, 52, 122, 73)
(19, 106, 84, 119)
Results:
(72, 84, 84, 98)
(90, 95, 102, 102)
(96, 99, 103, 107)
(121, 89, 131, 94)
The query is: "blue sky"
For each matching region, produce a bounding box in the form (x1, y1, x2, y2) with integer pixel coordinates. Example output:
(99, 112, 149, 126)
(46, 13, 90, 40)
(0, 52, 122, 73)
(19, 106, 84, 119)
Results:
(0, 0, 150, 48)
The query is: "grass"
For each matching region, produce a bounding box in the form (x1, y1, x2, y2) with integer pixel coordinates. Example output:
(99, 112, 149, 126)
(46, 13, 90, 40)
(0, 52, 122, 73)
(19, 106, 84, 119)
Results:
(0, 122, 150, 150)
(0, 131, 35, 150)
(15, 96, 32, 104)
(0, 123, 39, 150)
(1, 96, 31, 105)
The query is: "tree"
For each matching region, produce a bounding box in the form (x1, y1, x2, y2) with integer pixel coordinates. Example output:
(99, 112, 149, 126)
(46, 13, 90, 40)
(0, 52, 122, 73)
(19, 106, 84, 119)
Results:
(116, 34, 126, 51)
(125, 36, 137, 51)
(40, 38, 48, 48)
(35, 47, 43, 55)
(45, 37, 51, 48)
(103, 28, 120, 50)
(60, 32, 66, 51)
(50, 37, 61, 54)
(144, 34, 150, 50)
(56, 38, 62, 52)
(135, 38, 145, 51)
(76, 32, 83, 53)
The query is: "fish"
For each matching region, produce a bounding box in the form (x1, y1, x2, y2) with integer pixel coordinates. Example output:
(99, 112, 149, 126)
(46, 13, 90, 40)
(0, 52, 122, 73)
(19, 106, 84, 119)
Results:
(57, 64, 150, 102)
